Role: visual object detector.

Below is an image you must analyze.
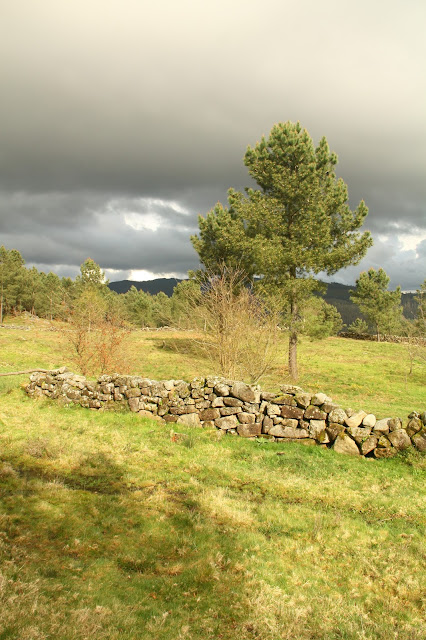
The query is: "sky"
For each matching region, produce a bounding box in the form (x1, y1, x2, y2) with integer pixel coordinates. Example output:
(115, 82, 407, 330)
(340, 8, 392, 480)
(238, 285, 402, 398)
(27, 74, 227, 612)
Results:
(0, 0, 425, 290)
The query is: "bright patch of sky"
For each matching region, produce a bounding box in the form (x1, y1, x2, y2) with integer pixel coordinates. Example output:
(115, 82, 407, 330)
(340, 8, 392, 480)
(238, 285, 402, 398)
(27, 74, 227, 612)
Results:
(378, 230, 426, 257)
(398, 232, 426, 257)
(124, 212, 163, 232)
(129, 269, 187, 281)
(102, 197, 193, 233)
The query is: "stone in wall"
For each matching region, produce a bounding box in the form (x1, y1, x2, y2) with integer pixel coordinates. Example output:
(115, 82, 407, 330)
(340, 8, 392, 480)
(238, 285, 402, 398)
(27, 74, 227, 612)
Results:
(333, 434, 360, 456)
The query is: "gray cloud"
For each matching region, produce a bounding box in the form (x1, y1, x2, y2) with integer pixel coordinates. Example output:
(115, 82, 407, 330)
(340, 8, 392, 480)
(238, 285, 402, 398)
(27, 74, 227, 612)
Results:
(322, 234, 426, 292)
(1, 0, 425, 290)
(1, 192, 200, 273)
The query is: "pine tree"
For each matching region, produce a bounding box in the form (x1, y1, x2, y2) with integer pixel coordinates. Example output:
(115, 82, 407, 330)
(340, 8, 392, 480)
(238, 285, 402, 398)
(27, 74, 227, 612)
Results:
(38, 272, 64, 320)
(350, 268, 402, 341)
(191, 122, 372, 379)
(75, 258, 108, 294)
(414, 279, 425, 336)
(0, 246, 27, 322)
(123, 286, 155, 327)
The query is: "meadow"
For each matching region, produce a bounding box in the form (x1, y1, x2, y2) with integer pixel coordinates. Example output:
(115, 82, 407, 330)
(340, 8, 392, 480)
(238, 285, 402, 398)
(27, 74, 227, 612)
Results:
(0, 318, 425, 639)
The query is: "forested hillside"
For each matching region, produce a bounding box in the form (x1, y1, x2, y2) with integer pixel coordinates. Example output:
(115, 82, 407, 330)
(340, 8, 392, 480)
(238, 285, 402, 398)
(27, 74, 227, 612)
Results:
(108, 278, 418, 327)
(109, 278, 181, 297)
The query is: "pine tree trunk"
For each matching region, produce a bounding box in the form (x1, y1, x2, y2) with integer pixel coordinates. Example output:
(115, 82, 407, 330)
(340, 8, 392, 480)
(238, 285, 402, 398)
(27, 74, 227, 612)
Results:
(288, 330, 298, 380)
(288, 299, 298, 380)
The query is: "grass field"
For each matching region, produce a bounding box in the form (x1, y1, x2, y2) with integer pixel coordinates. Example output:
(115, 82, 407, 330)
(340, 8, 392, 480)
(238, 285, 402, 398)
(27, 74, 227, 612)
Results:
(0, 318, 425, 639)
(1, 315, 424, 416)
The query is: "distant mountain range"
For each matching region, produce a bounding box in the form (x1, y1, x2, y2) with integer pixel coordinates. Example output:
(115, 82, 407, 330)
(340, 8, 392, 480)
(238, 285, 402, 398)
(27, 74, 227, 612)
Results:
(108, 278, 418, 327)
(109, 278, 181, 297)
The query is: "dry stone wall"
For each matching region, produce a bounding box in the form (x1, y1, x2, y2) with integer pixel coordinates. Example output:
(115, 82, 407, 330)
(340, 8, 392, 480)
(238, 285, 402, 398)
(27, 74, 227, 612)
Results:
(339, 332, 426, 345)
(26, 368, 426, 458)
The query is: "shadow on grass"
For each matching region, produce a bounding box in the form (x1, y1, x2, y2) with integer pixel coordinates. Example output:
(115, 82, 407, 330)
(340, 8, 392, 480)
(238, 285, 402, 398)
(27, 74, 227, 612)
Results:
(150, 335, 206, 359)
(2, 451, 126, 495)
(0, 453, 258, 639)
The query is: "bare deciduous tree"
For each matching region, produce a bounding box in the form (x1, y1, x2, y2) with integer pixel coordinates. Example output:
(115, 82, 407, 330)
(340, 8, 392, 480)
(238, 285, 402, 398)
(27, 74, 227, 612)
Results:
(66, 290, 131, 376)
(175, 269, 281, 383)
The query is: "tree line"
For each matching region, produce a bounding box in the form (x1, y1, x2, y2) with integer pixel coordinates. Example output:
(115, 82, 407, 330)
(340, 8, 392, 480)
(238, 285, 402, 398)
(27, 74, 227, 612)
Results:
(0, 248, 181, 328)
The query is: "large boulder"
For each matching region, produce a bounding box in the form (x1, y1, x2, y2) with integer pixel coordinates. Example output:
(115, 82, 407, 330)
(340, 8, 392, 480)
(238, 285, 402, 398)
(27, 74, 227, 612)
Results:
(321, 401, 339, 414)
(377, 435, 391, 448)
(126, 387, 142, 398)
(199, 408, 221, 421)
(374, 448, 396, 459)
(388, 429, 411, 450)
(128, 397, 141, 412)
(214, 382, 230, 396)
(272, 394, 297, 406)
(311, 392, 332, 406)
(406, 418, 422, 437)
(280, 405, 304, 420)
(267, 404, 281, 416)
(220, 407, 242, 416)
(212, 396, 224, 407)
(304, 406, 327, 420)
(268, 425, 309, 438)
(223, 397, 243, 407)
(280, 384, 303, 395)
(412, 432, 426, 452)
(374, 418, 391, 434)
(174, 381, 190, 398)
(262, 415, 274, 433)
(347, 425, 372, 444)
(326, 422, 346, 442)
(237, 423, 262, 437)
(215, 415, 238, 430)
(362, 414, 376, 428)
(238, 412, 256, 424)
(345, 411, 367, 429)
(294, 392, 312, 408)
(361, 434, 378, 455)
(388, 417, 402, 432)
(333, 434, 360, 456)
(177, 413, 201, 427)
(231, 382, 260, 404)
(309, 420, 329, 443)
(328, 408, 347, 425)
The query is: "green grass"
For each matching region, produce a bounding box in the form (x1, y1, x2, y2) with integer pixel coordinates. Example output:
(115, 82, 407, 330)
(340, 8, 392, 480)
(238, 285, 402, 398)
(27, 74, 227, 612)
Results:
(0, 318, 425, 639)
(1, 317, 424, 417)
(0, 390, 425, 639)
(294, 337, 425, 416)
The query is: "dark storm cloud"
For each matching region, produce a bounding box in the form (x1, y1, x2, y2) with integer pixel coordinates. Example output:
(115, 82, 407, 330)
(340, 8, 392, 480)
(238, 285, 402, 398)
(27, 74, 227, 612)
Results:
(0, 0, 425, 289)
(1, 192, 200, 273)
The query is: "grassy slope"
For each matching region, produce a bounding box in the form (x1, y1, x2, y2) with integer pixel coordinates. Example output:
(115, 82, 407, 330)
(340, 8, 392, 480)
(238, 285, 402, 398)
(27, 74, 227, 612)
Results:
(0, 319, 425, 639)
(1, 317, 424, 417)
(126, 330, 425, 418)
